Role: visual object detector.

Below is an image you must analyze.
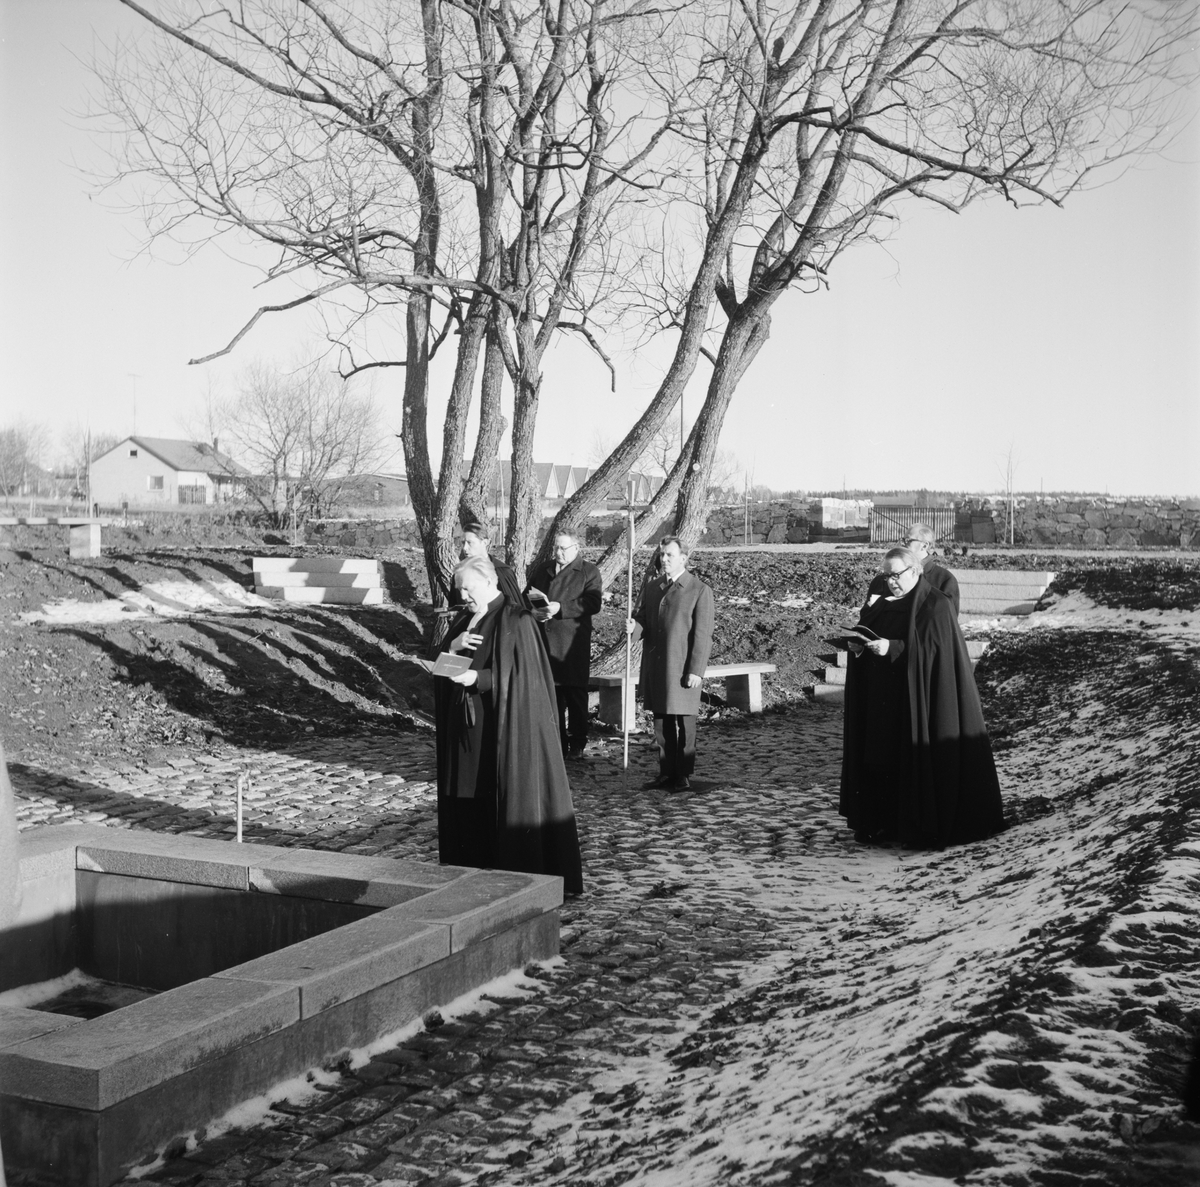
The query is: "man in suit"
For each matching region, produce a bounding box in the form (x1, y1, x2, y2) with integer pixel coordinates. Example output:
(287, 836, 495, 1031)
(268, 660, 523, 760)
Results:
(626, 536, 715, 792)
(458, 521, 525, 607)
(866, 522, 959, 614)
(525, 530, 604, 758)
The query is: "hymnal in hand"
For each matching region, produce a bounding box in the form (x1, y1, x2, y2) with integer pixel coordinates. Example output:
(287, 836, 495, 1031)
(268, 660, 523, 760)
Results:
(526, 586, 550, 605)
(429, 652, 474, 678)
(839, 622, 881, 643)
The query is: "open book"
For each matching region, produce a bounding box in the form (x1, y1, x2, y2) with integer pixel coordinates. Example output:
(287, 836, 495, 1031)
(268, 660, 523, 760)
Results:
(526, 585, 551, 606)
(837, 622, 881, 644)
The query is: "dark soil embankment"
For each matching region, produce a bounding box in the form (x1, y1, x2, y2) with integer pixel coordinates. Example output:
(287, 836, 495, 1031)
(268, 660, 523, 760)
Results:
(4, 541, 1198, 770)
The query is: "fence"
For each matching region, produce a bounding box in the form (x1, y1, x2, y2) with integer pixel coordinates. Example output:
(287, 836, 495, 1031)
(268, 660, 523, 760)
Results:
(869, 506, 956, 545)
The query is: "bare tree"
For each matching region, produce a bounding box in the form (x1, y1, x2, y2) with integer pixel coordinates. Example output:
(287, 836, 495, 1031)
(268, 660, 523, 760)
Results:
(59, 425, 122, 500)
(544, 0, 1199, 584)
(95, 0, 678, 594)
(997, 440, 1019, 547)
(93, 1, 1198, 595)
(218, 361, 389, 520)
(0, 421, 51, 506)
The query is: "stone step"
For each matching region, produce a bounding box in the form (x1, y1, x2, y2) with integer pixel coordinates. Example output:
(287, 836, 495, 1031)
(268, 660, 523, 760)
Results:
(253, 557, 380, 574)
(256, 585, 384, 605)
(255, 571, 382, 589)
(949, 569, 1054, 616)
(950, 569, 1055, 587)
(960, 598, 1040, 616)
(810, 683, 845, 705)
(824, 640, 987, 685)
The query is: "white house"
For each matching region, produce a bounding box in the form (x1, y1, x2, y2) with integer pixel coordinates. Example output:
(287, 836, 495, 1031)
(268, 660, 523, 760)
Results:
(90, 437, 250, 508)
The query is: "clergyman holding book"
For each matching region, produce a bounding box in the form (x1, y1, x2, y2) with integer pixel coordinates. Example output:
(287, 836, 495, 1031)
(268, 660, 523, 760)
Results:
(430, 555, 583, 893)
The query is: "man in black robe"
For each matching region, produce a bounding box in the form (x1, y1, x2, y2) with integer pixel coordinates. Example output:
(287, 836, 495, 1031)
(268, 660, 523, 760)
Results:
(841, 547, 1004, 848)
(433, 556, 583, 893)
(866, 522, 959, 615)
(525, 530, 604, 758)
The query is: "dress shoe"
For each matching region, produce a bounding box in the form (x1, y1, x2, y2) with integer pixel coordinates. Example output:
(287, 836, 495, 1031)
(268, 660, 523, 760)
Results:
(671, 776, 691, 792)
(641, 775, 673, 790)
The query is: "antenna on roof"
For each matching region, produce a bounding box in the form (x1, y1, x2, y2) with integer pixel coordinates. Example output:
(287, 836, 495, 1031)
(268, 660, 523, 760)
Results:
(127, 373, 140, 435)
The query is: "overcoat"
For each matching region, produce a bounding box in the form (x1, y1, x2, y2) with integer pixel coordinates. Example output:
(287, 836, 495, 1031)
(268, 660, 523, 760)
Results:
(525, 554, 604, 688)
(434, 595, 583, 893)
(633, 570, 715, 715)
(840, 576, 1004, 847)
(867, 557, 960, 615)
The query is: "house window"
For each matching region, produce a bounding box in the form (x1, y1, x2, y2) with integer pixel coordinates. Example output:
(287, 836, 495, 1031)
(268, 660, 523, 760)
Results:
(129, 448, 139, 458)
(148, 475, 164, 491)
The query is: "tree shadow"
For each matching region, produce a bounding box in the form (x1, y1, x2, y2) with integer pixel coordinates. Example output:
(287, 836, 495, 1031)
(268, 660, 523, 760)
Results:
(59, 602, 437, 771)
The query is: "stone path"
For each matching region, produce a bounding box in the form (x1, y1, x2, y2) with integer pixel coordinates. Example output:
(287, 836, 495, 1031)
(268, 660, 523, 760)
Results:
(8, 634, 1200, 1186)
(9, 710, 848, 1186)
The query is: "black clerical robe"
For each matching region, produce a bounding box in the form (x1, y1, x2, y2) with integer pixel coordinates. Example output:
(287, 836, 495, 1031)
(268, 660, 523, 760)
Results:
(840, 576, 1004, 848)
(434, 594, 583, 892)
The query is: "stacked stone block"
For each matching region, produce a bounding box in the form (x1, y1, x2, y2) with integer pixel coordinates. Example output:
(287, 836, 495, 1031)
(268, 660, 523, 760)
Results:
(955, 497, 1199, 550)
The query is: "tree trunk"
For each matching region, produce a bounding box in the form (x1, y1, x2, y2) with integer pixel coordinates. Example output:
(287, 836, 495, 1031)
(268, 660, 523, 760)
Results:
(504, 323, 542, 586)
(460, 312, 507, 528)
(674, 310, 773, 549)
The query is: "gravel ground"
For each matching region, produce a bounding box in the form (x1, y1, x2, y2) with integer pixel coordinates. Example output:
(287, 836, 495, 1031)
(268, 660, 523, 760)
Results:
(2, 545, 1199, 1187)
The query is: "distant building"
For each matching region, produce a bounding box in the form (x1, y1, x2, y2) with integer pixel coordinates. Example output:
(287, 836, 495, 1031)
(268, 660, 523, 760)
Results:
(339, 473, 411, 507)
(473, 462, 662, 513)
(90, 437, 251, 507)
(808, 497, 872, 531)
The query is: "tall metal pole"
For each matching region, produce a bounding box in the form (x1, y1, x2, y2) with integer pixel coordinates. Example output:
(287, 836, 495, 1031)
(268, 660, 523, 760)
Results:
(623, 482, 635, 778)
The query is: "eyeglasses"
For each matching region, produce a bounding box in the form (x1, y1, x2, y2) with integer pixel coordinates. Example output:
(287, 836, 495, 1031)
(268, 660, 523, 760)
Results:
(884, 567, 912, 582)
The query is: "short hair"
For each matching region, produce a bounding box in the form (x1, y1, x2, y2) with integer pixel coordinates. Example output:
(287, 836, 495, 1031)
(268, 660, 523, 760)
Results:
(658, 534, 686, 555)
(883, 546, 921, 572)
(906, 523, 935, 545)
(553, 528, 579, 545)
(461, 520, 491, 543)
(453, 555, 497, 587)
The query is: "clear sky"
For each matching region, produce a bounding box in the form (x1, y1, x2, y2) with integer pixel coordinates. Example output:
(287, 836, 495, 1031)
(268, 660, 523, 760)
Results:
(3, 0, 1198, 497)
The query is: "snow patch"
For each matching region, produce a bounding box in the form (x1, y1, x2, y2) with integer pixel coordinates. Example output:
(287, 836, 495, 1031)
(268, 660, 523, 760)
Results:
(19, 579, 273, 624)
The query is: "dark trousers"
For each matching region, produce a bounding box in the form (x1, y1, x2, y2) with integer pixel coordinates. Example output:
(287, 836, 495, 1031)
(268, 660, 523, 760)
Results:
(555, 684, 589, 752)
(654, 714, 697, 778)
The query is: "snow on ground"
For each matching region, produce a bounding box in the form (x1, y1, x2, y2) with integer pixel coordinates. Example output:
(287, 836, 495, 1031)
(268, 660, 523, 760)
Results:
(512, 607, 1200, 1186)
(19, 580, 274, 624)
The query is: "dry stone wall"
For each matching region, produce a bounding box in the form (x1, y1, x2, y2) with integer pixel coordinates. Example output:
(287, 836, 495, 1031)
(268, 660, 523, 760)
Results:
(957, 497, 1200, 550)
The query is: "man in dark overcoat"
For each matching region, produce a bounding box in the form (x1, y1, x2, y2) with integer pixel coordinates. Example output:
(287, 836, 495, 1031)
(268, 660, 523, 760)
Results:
(525, 530, 604, 757)
(627, 536, 714, 791)
(457, 521, 526, 606)
(866, 522, 959, 614)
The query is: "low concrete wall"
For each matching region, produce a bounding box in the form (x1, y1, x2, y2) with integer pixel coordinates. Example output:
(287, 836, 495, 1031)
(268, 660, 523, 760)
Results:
(957, 497, 1200, 549)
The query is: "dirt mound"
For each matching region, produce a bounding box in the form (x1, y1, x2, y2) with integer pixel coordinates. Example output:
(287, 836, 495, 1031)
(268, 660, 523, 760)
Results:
(1043, 562, 1200, 611)
(5, 543, 1199, 770)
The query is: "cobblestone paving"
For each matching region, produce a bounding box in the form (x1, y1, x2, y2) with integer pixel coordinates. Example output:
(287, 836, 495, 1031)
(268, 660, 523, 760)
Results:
(10, 707, 851, 1187)
(10, 654, 1199, 1187)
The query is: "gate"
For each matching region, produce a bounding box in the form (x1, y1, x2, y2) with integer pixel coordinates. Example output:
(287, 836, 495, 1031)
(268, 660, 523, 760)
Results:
(869, 506, 955, 545)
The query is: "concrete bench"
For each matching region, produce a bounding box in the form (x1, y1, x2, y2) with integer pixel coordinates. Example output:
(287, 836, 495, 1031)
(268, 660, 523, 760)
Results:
(0, 517, 102, 558)
(590, 661, 777, 729)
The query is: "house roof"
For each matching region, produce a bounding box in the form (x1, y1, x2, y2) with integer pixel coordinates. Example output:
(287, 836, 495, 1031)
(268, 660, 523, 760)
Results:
(99, 437, 252, 477)
(533, 462, 557, 497)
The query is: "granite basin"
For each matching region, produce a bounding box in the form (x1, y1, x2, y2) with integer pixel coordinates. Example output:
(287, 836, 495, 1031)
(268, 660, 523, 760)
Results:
(0, 824, 561, 1186)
